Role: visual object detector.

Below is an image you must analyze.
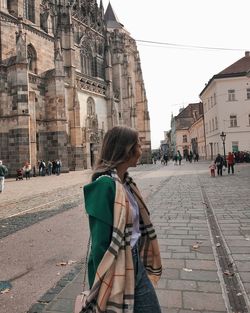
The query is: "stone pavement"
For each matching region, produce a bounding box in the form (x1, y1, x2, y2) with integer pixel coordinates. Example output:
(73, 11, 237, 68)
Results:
(22, 162, 250, 312)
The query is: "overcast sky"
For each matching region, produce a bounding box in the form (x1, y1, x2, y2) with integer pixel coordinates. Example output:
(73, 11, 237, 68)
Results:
(102, 0, 250, 148)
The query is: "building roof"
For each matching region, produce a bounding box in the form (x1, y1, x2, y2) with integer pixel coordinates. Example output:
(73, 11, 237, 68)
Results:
(218, 51, 250, 75)
(200, 51, 250, 96)
(175, 102, 203, 130)
(104, 2, 124, 28)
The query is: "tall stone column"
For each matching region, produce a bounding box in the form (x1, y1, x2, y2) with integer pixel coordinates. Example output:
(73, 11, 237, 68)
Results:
(59, 4, 84, 170)
(44, 38, 69, 172)
(7, 21, 31, 175)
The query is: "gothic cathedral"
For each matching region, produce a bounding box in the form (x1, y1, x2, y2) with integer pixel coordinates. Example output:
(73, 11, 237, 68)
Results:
(0, 0, 151, 174)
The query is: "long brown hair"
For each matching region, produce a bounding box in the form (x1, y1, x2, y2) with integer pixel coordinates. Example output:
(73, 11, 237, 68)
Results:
(92, 126, 139, 181)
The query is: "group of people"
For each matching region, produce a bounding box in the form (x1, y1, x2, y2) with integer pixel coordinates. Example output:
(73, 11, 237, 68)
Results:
(15, 159, 62, 181)
(173, 150, 182, 165)
(184, 151, 199, 163)
(37, 159, 62, 176)
(209, 152, 235, 177)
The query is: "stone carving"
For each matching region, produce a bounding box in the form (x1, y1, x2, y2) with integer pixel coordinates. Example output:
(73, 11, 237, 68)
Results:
(71, 0, 104, 32)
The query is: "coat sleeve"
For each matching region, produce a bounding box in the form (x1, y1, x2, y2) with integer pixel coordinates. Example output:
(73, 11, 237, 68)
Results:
(83, 176, 115, 287)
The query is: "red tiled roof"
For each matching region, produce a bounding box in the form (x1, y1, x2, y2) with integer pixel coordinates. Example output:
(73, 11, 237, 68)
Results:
(200, 52, 250, 96)
(218, 53, 250, 75)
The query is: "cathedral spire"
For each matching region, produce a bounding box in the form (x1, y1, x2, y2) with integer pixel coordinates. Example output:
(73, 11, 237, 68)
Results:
(104, 2, 123, 28)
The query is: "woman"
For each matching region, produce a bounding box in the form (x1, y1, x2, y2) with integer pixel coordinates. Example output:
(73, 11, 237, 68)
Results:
(227, 152, 235, 175)
(83, 126, 162, 313)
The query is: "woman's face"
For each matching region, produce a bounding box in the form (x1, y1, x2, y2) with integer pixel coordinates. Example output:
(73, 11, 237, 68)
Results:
(128, 140, 142, 167)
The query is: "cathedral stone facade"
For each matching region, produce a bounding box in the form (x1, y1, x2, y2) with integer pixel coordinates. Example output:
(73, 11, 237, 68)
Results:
(0, 0, 151, 175)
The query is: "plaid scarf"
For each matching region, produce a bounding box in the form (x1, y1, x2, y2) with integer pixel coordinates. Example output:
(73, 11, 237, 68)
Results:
(84, 172, 162, 313)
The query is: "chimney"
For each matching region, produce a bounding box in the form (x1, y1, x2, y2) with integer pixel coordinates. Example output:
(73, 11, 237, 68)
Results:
(245, 51, 250, 57)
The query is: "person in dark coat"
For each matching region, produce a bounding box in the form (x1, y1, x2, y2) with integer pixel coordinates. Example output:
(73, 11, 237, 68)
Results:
(227, 152, 235, 174)
(215, 153, 224, 176)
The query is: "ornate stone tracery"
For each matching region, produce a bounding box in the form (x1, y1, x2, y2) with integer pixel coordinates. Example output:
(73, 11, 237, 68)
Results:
(70, 0, 105, 32)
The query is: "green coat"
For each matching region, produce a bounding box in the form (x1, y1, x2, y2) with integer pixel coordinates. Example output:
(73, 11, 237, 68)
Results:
(83, 176, 115, 288)
(0, 164, 8, 177)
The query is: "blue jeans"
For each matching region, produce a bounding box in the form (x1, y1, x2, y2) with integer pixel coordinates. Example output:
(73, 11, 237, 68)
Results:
(132, 245, 162, 313)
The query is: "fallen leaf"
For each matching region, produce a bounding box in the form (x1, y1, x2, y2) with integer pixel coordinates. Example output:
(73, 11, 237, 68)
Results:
(56, 262, 67, 266)
(224, 270, 234, 276)
(216, 243, 221, 247)
(236, 292, 242, 296)
(245, 238, 250, 241)
(192, 244, 200, 250)
(183, 268, 193, 272)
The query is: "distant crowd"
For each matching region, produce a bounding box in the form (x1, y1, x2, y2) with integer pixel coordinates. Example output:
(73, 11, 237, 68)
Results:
(16, 159, 62, 181)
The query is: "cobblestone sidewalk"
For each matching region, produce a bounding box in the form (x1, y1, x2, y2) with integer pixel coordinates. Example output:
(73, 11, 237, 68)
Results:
(26, 162, 250, 313)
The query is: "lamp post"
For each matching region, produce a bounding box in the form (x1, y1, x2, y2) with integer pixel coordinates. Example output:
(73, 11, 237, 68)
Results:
(220, 131, 226, 164)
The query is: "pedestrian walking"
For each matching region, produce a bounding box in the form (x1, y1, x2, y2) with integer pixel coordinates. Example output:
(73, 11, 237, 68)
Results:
(47, 161, 52, 175)
(227, 152, 235, 175)
(215, 153, 224, 176)
(209, 162, 216, 177)
(23, 161, 31, 179)
(56, 159, 62, 175)
(177, 150, 182, 165)
(82, 126, 162, 313)
(189, 151, 193, 163)
(163, 153, 168, 165)
(40, 160, 46, 176)
(0, 160, 8, 193)
(173, 154, 178, 165)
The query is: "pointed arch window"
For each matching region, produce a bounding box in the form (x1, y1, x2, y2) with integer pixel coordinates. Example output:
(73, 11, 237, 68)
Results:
(80, 42, 95, 76)
(27, 44, 37, 74)
(24, 0, 35, 23)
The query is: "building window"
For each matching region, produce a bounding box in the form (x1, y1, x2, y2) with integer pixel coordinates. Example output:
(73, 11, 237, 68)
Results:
(24, 0, 35, 23)
(118, 112, 122, 119)
(230, 115, 237, 127)
(183, 135, 187, 143)
(214, 93, 216, 105)
(228, 89, 235, 101)
(232, 141, 239, 152)
(248, 114, 250, 125)
(211, 96, 213, 107)
(80, 42, 94, 76)
(96, 56, 104, 79)
(27, 44, 37, 73)
(209, 120, 211, 132)
(215, 116, 218, 129)
(212, 118, 215, 131)
(247, 89, 250, 100)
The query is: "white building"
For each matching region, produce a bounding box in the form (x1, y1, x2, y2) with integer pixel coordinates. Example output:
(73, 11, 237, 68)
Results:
(200, 51, 250, 160)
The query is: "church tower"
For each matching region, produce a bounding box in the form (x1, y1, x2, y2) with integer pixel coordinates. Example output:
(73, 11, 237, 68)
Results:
(104, 3, 152, 163)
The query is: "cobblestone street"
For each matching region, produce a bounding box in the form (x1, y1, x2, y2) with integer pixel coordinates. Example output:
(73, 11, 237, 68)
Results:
(1, 161, 250, 313)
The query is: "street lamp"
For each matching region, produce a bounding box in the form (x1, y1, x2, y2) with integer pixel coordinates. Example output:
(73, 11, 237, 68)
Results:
(220, 131, 226, 164)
